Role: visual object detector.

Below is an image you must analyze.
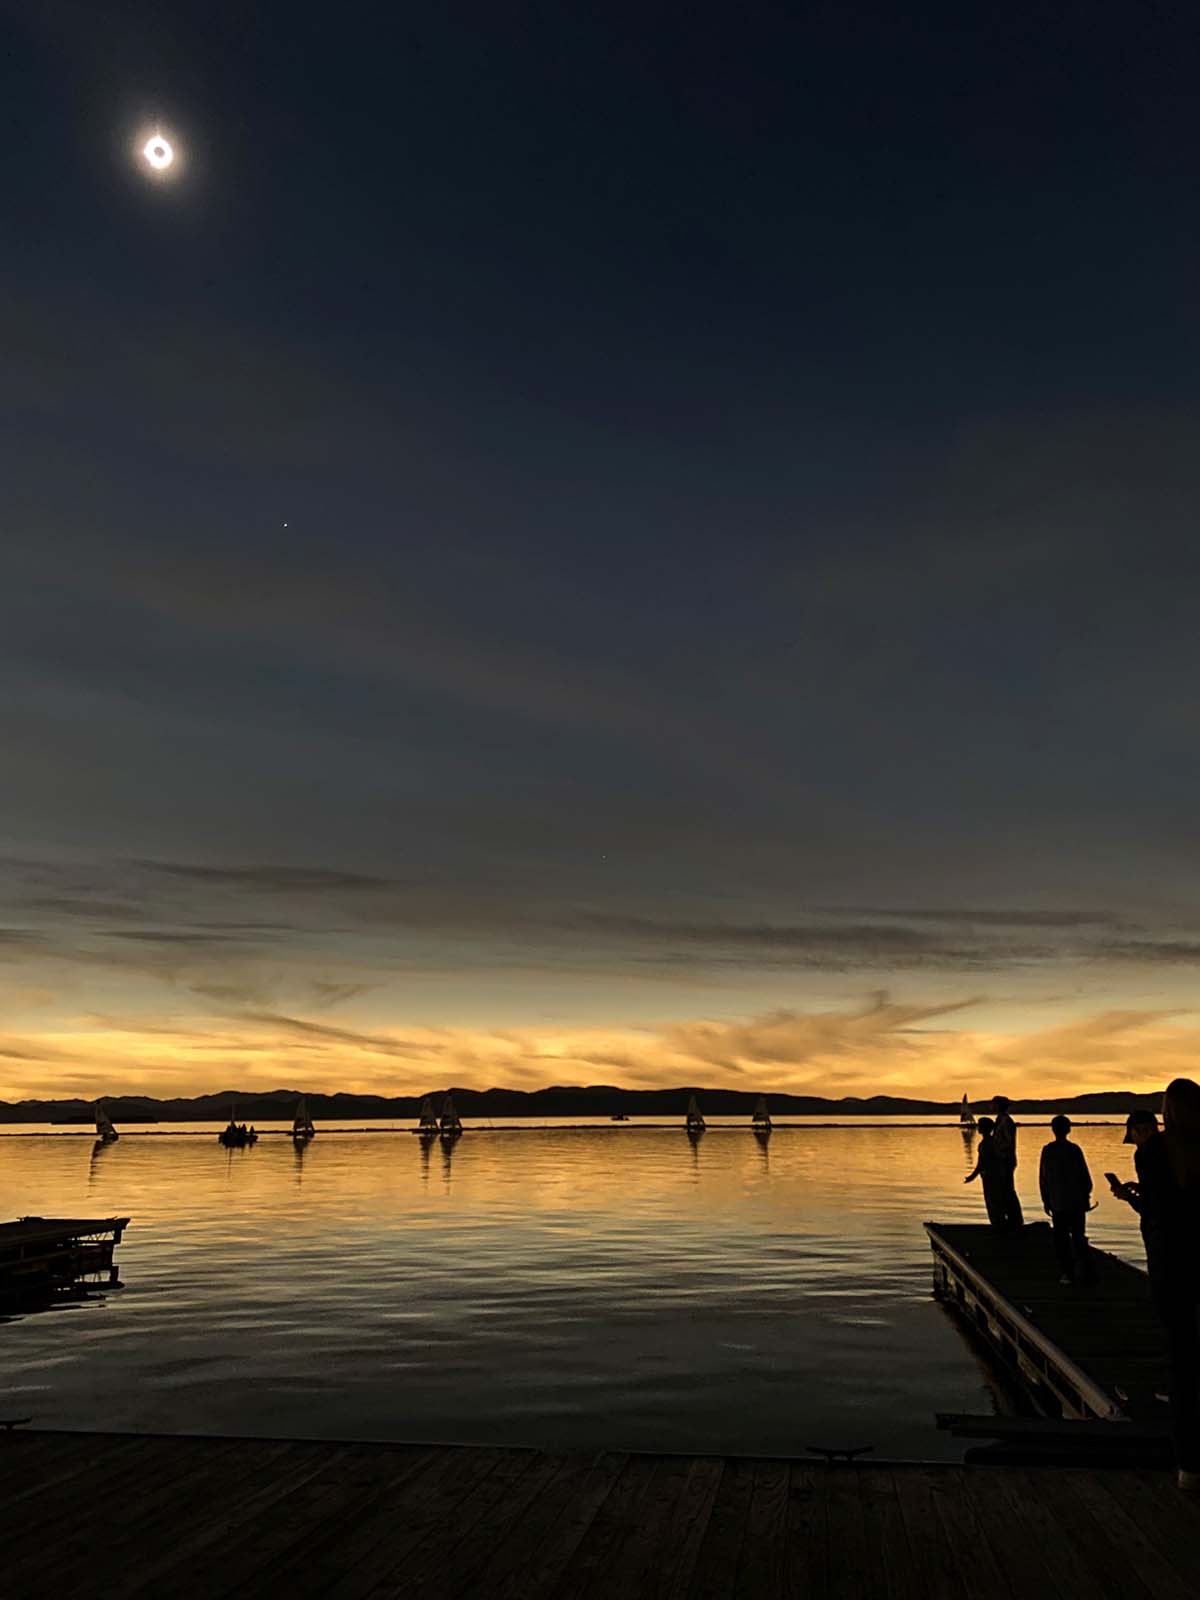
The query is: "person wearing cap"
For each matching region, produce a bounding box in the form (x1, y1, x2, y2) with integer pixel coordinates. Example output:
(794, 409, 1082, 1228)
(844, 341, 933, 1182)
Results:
(989, 1095, 1023, 1229)
(1038, 1115, 1095, 1284)
(1106, 1109, 1159, 1240)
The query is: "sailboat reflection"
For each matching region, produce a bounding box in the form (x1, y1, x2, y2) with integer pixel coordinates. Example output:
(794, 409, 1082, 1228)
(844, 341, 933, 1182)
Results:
(88, 1136, 116, 1191)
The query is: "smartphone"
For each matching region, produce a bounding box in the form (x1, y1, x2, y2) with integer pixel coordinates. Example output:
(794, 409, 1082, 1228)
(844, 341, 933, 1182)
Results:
(1104, 1171, 1121, 1187)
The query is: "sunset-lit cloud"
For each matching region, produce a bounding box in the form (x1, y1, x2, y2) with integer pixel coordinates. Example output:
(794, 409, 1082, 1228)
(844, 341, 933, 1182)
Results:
(1, 994, 1195, 1104)
(4, 848, 1200, 1102)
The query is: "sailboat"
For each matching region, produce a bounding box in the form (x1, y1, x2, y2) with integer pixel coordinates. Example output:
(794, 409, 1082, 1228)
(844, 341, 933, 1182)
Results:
(752, 1095, 772, 1132)
(439, 1091, 463, 1140)
(94, 1102, 119, 1143)
(959, 1094, 976, 1130)
(292, 1096, 315, 1143)
(417, 1095, 440, 1138)
(686, 1094, 706, 1136)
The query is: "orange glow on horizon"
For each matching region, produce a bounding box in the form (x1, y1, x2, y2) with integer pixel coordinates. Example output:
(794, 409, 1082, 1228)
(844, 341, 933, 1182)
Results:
(0, 1001, 1193, 1103)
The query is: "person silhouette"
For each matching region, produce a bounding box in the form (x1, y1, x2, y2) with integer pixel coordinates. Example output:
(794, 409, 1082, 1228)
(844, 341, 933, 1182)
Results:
(1038, 1116, 1095, 1284)
(1105, 1109, 1160, 1265)
(989, 1095, 1023, 1228)
(964, 1117, 1007, 1226)
(1131, 1081, 1200, 1489)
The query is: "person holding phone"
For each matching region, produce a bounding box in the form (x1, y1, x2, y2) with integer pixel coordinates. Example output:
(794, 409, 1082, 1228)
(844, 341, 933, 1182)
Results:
(1105, 1108, 1159, 1241)
(1118, 1087, 1200, 1490)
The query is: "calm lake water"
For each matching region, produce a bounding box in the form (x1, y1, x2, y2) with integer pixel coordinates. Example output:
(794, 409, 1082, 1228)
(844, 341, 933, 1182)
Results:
(0, 1120, 1149, 1459)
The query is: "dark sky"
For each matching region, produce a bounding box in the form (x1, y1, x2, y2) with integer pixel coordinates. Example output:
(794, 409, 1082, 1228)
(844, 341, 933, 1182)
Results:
(4, 2, 1200, 1097)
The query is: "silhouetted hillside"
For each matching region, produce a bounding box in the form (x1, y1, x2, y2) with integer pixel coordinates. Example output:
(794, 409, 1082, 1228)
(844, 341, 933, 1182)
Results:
(0, 1084, 1166, 1124)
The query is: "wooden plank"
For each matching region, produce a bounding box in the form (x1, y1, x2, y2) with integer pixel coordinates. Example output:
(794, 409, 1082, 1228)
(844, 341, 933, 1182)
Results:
(368, 1448, 540, 1596)
(240, 1445, 470, 1600)
(552, 1453, 663, 1599)
(207, 1443, 447, 1599)
(854, 1468, 916, 1600)
(575, 1453, 692, 1600)
(733, 1460, 789, 1600)
(959, 1465, 1094, 1600)
(688, 1455, 755, 1600)
(5, 1436, 264, 1595)
(1056, 1470, 1199, 1600)
(457, 1453, 618, 1600)
(15, 1432, 1200, 1600)
(490, 1449, 627, 1599)
(423, 1452, 577, 1600)
(890, 1465, 969, 1600)
(779, 1464, 828, 1600)
(1089, 1470, 1200, 1588)
(108, 1440, 343, 1599)
(322, 1447, 510, 1599)
(997, 1469, 1156, 1600)
(0, 1431, 141, 1499)
(6, 1435, 251, 1560)
(918, 1466, 1012, 1600)
(646, 1457, 723, 1600)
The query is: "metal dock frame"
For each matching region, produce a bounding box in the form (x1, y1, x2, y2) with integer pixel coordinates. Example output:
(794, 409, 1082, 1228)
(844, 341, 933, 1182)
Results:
(925, 1221, 1126, 1421)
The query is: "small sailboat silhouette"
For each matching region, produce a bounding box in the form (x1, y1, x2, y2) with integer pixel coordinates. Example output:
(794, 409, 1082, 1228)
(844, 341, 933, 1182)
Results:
(292, 1096, 315, 1142)
(439, 1091, 463, 1139)
(94, 1101, 119, 1143)
(959, 1094, 976, 1130)
(752, 1095, 772, 1132)
(417, 1095, 440, 1137)
(686, 1094, 706, 1136)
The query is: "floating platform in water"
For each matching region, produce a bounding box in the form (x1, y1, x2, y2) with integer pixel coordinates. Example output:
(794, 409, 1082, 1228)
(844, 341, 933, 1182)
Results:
(3, 1429, 1200, 1599)
(0, 1217, 129, 1312)
(926, 1221, 1168, 1425)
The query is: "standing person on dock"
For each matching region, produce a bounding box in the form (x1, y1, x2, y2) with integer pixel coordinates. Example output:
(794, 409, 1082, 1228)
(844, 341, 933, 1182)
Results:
(964, 1117, 1008, 1226)
(1127, 1080, 1200, 1489)
(989, 1095, 1023, 1228)
(1038, 1116, 1095, 1284)
(1105, 1110, 1160, 1260)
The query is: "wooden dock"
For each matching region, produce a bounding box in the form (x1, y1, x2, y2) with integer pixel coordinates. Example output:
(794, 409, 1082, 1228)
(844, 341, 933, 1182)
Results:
(0, 1217, 129, 1313)
(926, 1221, 1168, 1423)
(4, 1430, 1200, 1599)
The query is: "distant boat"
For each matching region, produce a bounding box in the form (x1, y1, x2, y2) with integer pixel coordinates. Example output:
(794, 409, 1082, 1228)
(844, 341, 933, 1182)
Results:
(610, 1113, 630, 1122)
(959, 1094, 976, 1129)
(417, 1095, 440, 1137)
(439, 1092, 463, 1139)
(292, 1097, 315, 1143)
(94, 1102, 119, 1144)
(218, 1105, 257, 1147)
(686, 1094, 706, 1135)
(752, 1095, 772, 1131)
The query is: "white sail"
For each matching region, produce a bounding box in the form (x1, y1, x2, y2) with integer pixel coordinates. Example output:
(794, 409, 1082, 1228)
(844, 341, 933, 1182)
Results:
(94, 1102, 118, 1141)
(959, 1094, 975, 1127)
(686, 1094, 706, 1132)
(752, 1095, 771, 1128)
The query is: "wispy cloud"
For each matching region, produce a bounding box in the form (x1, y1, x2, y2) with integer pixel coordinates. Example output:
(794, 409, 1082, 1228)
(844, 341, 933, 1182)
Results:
(134, 861, 397, 893)
(2, 991, 1195, 1102)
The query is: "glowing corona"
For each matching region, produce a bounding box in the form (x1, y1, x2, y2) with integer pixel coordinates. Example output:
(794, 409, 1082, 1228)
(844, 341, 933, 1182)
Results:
(143, 135, 174, 171)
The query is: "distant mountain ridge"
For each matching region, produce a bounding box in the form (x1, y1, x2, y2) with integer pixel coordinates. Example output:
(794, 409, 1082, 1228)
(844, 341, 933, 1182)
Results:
(0, 1085, 1166, 1123)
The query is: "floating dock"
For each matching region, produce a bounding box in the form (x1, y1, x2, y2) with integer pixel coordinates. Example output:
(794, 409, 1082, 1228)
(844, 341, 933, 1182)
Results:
(926, 1221, 1168, 1423)
(0, 1217, 129, 1312)
(4, 1430, 1200, 1599)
